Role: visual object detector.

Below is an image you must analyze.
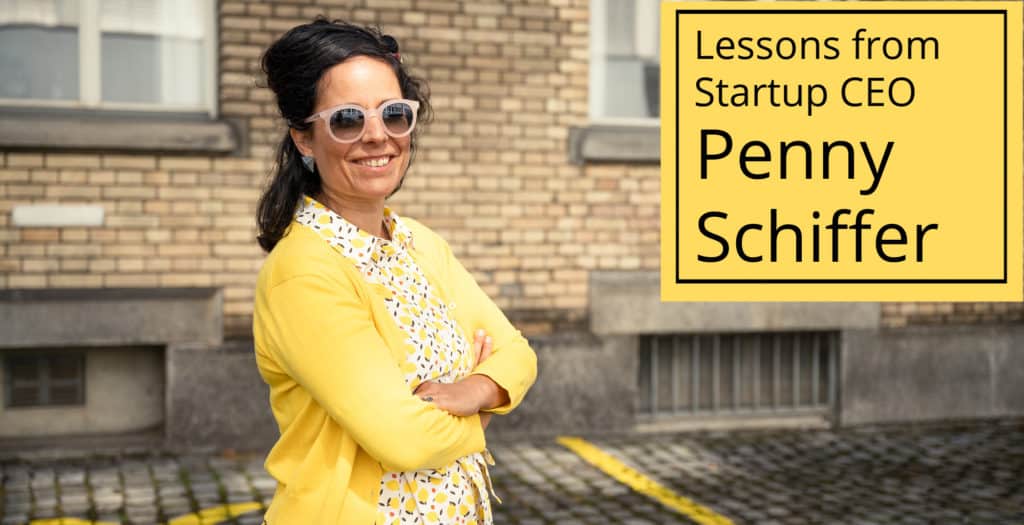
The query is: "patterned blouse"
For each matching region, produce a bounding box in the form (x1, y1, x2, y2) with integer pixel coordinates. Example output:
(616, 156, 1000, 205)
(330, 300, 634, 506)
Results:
(294, 195, 499, 525)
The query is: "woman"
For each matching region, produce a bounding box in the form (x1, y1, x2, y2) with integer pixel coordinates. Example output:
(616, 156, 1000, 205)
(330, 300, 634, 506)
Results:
(252, 18, 538, 524)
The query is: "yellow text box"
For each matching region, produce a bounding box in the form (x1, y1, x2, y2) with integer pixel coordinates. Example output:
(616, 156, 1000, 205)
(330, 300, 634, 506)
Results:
(661, 1, 1023, 301)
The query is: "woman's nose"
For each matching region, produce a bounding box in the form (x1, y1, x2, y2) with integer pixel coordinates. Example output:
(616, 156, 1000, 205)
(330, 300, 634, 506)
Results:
(361, 114, 388, 143)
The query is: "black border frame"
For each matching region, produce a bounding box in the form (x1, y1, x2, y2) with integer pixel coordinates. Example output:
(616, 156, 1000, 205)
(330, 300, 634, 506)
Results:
(674, 9, 1009, 284)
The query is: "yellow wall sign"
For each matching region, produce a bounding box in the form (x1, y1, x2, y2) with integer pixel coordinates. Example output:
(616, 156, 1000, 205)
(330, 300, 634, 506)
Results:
(660, 1, 1023, 301)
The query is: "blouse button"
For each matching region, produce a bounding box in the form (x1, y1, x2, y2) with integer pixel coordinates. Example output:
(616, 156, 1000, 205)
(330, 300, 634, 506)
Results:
(448, 302, 456, 310)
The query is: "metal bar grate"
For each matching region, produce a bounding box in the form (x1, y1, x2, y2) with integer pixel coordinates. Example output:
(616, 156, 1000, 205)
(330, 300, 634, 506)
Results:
(639, 331, 838, 418)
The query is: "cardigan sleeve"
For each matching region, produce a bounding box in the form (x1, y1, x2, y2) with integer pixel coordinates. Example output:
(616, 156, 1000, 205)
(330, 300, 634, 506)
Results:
(260, 271, 487, 472)
(440, 239, 538, 415)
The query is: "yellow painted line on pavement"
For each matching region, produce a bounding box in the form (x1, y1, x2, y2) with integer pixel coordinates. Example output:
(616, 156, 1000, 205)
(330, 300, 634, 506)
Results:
(166, 502, 263, 525)
(28, 519, 118, 525)
(28, 501, 263, 525)
(557, 436, 734, 525)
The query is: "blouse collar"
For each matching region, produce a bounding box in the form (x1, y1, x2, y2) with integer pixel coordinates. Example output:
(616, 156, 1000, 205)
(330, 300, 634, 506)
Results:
(294, 194, 414, 266)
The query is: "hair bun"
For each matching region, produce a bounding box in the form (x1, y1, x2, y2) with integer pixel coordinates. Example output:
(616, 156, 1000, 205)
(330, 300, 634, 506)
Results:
(380, 34, 399, 54)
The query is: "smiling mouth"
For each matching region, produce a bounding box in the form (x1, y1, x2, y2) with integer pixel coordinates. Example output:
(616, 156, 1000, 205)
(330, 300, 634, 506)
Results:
(355, 156, 392, 168)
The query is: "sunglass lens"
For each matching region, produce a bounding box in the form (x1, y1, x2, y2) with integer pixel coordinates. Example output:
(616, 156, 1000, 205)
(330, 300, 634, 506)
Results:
(330, 108, 365, 141)
(381, 102, 415, 136)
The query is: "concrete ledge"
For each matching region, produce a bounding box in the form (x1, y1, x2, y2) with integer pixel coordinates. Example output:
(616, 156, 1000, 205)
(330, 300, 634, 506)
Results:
(0, 110, 238, 154)
(166, 340, 277, 452)
(568, 124, 659, 164)
(0, 429, 164, 458)
(635, 413, 830, 434)
(0, 287, 223, 348)
(841, 324, 1024, 425)
(590, 271, 880, 335)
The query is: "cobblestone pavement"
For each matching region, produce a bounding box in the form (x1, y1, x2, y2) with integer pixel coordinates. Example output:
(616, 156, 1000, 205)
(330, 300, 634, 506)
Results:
(1, 418, 1021, 524)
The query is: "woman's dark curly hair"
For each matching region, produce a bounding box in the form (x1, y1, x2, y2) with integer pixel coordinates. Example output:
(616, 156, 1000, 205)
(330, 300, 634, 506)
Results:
(256, 18, 432, 252)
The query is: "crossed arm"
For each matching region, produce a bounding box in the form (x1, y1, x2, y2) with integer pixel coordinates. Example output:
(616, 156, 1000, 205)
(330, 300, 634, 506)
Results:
(413, 330, 507, 429)
(260, 232, 535, 470)
(261, 272, 488, 473)
(262, 274, 533, 473)
(411, 234, 538, 425)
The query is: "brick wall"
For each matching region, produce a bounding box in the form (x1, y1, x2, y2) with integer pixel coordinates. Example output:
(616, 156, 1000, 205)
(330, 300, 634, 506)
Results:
(0, 152, 266, 335)
(0, 0, 1019, 337)
(881, 302, 1023, 328)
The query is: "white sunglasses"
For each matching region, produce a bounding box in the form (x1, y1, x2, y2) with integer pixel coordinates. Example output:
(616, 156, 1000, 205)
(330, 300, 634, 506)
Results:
(303, 99, 420, 143)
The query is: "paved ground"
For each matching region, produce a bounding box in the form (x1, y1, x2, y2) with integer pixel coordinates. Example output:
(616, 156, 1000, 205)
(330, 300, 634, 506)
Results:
(1, 418, 1021, 524)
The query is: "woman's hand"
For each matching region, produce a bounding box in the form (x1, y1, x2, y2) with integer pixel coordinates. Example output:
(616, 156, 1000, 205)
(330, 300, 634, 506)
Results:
(414, 330, 496, 428)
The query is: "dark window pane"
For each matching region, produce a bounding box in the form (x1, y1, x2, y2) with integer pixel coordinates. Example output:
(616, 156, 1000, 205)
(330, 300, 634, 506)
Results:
(8, 358, 41, 381)
(49, 384, 81, 405)
(9, 385, 41, 407)
(50, 355, 82, 381)
(655, 337, 674, 412)
(4, 352, 85, 407)
(637, 339, 651, 414)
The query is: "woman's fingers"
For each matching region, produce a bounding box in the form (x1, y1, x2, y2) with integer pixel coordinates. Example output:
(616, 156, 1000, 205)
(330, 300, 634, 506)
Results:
(422, 392, 478, 416)
(413, 380, 486, 416)
(472, 329, 494, 369)
(472, 328, 485, 366)
(413, 331, 497, 417)
(478, 335, 493, 365)
(415, 383, 451, 409)
(414, 380, 440, 397)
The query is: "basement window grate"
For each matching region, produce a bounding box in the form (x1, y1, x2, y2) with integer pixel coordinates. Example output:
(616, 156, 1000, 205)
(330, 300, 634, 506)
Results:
(638, 331, 838, 418)
(4, 352, 86, 408)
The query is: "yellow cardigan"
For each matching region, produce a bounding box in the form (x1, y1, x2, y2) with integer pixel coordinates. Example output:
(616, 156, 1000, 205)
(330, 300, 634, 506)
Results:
(252, 216, 538, 524)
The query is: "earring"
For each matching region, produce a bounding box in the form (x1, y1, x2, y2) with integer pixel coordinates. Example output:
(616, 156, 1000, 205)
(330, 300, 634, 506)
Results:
(301, 155, 316, 172)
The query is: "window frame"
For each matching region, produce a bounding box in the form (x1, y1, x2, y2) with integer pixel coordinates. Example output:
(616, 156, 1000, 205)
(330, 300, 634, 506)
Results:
(0, 0, 219, 117)
(573, 0, 661, 164)
(588, 0, 661, 126)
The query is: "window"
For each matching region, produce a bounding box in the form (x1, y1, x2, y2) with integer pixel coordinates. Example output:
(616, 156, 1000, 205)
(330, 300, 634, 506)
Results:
(0, 0, 216, 115)
(589, 0, 660, 122)
(4, 352, 86, 408)
(570, 0, 661, 163)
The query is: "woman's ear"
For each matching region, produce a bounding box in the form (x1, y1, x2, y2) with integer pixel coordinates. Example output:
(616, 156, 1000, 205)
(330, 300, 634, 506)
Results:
(290, 127, 314, 157)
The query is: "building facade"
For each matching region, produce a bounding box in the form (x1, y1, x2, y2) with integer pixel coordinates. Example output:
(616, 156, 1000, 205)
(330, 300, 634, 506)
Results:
(0, 0, 1021, 449)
